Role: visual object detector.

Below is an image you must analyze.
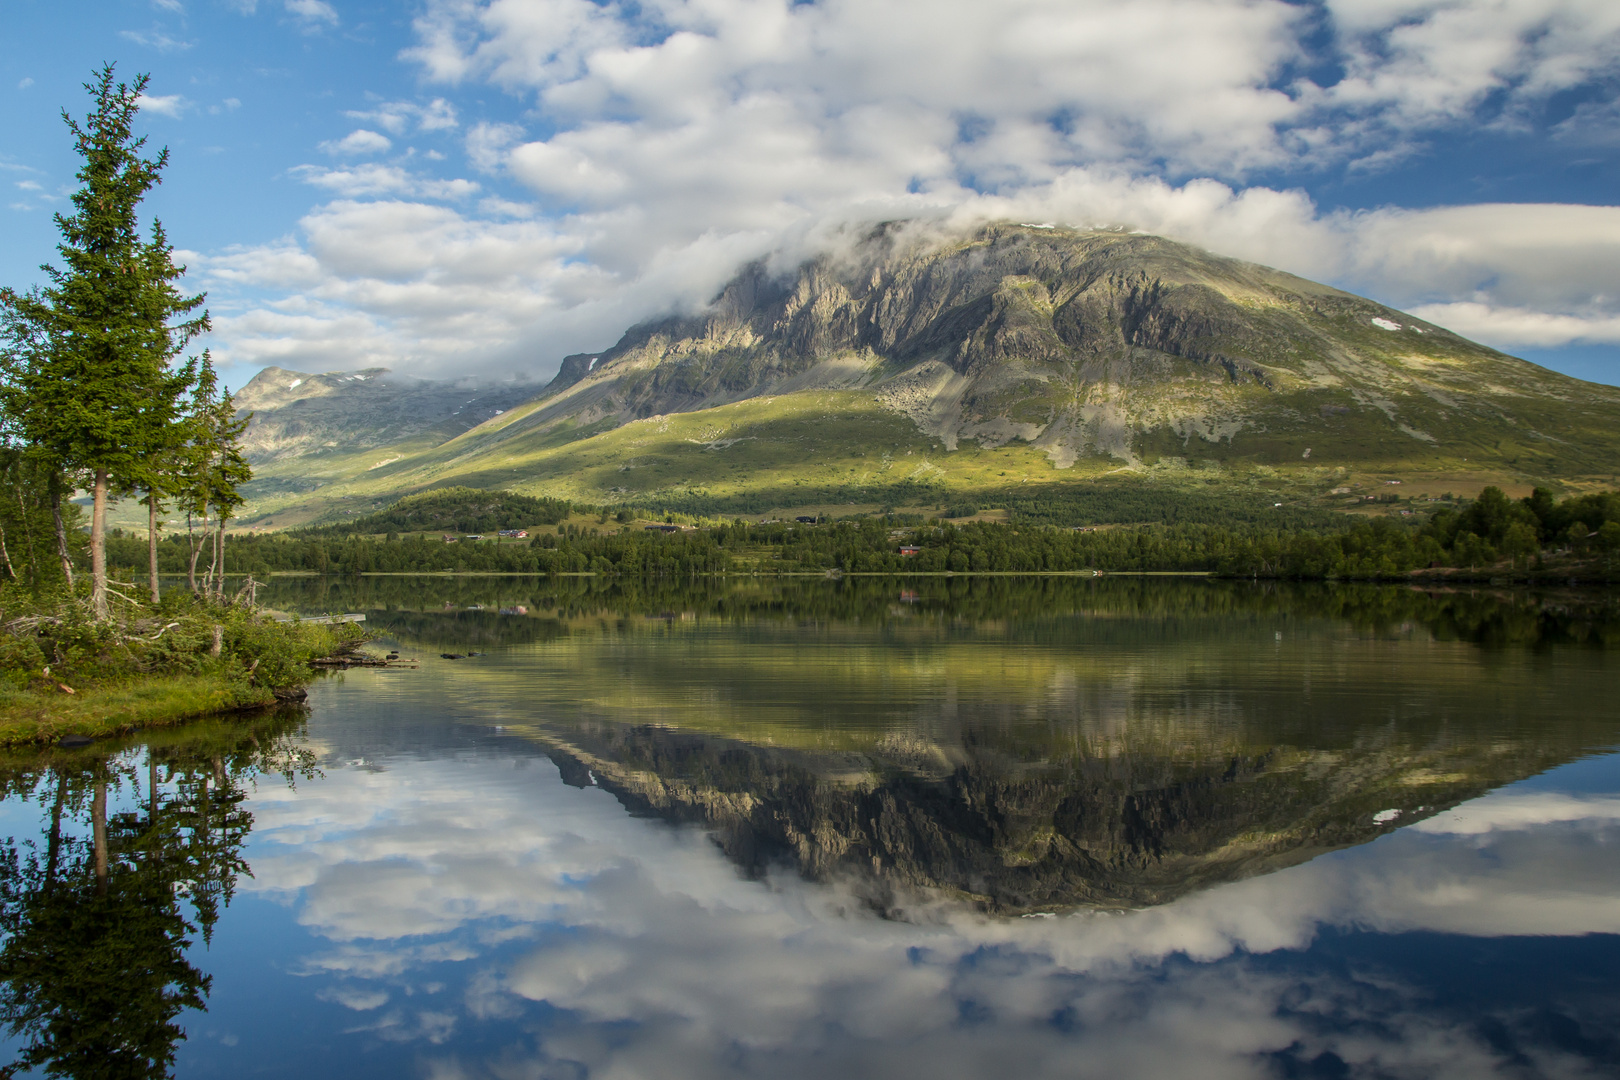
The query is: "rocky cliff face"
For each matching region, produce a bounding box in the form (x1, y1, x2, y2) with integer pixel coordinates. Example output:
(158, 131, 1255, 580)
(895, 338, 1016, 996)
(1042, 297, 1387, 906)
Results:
(491, 224, 1620, 473)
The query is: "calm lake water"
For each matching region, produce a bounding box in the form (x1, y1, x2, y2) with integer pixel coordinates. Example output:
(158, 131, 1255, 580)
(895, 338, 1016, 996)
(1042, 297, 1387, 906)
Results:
(4, 577, 1620, 1079)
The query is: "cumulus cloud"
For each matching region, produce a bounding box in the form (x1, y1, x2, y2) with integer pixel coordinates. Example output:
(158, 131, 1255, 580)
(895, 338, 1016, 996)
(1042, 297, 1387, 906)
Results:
(192, 0, 1620, 379)
(319, 129, 394, 157)
(289, 164, 478, 199)
(346, 98, 459, 136)
(135, 92, 187, 118)
(188, 199, 627, 375)
(285, 0, 337, 29)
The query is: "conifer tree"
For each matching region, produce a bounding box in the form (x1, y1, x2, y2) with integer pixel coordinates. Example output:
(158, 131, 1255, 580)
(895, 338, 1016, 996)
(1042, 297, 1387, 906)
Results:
(176, 356, 250, 597)
(0, 67, 205, 618)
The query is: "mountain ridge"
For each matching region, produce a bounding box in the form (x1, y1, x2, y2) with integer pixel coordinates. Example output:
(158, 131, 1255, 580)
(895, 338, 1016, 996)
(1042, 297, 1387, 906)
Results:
(224, 224, 1620, 527)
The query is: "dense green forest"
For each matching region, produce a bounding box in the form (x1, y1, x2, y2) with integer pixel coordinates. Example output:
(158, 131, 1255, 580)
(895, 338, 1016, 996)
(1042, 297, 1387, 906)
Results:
(302, 487, 571, 535)
(107, 485, 1620, 580)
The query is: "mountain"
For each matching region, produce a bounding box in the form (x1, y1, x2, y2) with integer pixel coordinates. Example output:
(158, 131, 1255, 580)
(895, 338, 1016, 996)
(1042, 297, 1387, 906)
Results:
(231, 225, 1620, 526)
(227, 367, 542, 520)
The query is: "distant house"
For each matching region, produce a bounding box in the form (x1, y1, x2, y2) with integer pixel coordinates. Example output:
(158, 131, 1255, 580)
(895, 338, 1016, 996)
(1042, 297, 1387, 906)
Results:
(645, 524, 681, 532)
(498, 529, 528, 538)
(442, 535, 457, 543)
(899, 545, 921, 556)
(795, 516, 818, 524)
(464, 534, 484, 541)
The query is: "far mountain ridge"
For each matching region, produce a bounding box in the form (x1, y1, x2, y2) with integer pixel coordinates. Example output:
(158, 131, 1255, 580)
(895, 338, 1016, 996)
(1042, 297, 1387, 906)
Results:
(228, 367, 542, 504)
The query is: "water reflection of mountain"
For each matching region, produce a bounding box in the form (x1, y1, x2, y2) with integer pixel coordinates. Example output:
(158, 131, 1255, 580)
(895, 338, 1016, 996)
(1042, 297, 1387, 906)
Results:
(528, 718, 1603, 914)
(267, 576, 1620, 914)
(0, 711, 313, 1078)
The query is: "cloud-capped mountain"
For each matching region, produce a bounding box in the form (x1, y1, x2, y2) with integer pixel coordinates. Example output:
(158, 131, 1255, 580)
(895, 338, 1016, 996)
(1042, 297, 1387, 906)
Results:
(234, 224, 1620, 525)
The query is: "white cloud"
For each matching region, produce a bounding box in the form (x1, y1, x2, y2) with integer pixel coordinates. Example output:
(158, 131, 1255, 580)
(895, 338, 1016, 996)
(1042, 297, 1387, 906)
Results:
(17, 78, 33, 90)
(346, 98, 459, 136)
(285, 0, 337, 28)
(189, 199, 611, 375)
(136, 92, 187, 118)
(120, 26, 193, 51)
(463, 121, 522, 172)
(289, 164, 478, 200)
(152, 0, 185, 10)
(319, 129, 394, 157)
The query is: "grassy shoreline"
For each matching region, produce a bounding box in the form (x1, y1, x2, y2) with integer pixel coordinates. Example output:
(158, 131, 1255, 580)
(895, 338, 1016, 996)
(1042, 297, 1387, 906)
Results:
(0, 673, 282, 746)
(0, 595, 366, 747)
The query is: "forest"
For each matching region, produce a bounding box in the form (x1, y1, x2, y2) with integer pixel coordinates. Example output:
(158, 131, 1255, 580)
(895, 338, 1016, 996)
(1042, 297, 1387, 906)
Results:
(105, 484, 1620, 580)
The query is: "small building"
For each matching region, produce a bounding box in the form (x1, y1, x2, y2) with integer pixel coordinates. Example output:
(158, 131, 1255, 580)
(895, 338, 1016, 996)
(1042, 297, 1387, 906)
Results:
(464, 534, 484, 541)
(498, 529, 528, 539)
(442, 534, 457, 543)
(795, 515, 818, 524)
(899, 545, 921, 556)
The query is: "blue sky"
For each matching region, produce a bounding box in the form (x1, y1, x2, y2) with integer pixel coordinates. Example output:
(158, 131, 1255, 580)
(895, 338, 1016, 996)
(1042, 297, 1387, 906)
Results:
(4, 0, 1620, 388)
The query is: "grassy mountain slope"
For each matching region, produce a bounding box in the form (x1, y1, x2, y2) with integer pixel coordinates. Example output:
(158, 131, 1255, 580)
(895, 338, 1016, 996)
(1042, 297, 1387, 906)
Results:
(231, 225, 1620, 527)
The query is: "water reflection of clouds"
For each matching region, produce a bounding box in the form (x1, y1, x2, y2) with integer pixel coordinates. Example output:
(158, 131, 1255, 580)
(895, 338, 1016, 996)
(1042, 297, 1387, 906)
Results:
(239, 754, 1620, 1079)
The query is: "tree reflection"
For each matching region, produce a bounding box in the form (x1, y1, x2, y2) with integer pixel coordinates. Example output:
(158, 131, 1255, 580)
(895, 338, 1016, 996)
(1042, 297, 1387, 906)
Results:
(0, 711, 315, 1078)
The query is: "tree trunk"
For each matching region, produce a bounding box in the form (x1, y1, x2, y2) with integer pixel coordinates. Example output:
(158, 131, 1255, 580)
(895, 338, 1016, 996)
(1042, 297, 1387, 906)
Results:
(214, 518, 226, 600)
(48, 471, 74, 588)
(148, 493, 161, 604)
(45, 771, 65, 891)
(90, 469, 109, 619)
(187, 509, 205, 594)
(0, 524, 15, 581)
(93, 778, 108, 896)
(14, 478, 40, 582)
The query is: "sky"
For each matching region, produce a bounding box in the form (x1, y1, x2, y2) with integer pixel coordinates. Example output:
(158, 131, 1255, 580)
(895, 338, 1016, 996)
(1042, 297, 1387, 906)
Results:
(3, 0, 1620, 390)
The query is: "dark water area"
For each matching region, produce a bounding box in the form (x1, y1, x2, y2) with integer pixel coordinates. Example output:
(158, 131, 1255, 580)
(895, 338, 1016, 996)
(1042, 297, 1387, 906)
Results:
(3, 577, 1620, 1078)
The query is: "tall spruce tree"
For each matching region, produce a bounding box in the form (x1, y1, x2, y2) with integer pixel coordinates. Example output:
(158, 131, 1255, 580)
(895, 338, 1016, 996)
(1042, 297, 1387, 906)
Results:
(0, 67, 205, 618)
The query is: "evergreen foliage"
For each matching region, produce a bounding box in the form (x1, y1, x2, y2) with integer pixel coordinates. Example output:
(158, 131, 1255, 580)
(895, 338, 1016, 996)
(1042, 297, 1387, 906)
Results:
(0, 67, 250, 620)
(107, 487, 1620, 580)
(0, 67, 208, 618)
(302, 487, 572, 536)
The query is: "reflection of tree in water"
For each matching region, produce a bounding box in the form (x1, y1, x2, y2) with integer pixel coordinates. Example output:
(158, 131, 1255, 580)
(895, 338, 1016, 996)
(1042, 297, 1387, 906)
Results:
(0, 710, 316, 1079)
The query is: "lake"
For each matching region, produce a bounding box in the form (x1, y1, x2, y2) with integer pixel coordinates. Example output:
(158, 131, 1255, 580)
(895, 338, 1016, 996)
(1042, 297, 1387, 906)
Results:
(3, 577, 1619, 1079)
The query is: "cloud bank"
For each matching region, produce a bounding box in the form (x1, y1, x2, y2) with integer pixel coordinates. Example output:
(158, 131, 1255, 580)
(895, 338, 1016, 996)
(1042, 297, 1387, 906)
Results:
(191, 0, 1620, 381)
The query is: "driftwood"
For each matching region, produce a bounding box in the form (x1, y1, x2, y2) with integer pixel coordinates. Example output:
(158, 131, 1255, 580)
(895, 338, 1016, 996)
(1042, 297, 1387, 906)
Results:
(310, 654, 419, 668)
